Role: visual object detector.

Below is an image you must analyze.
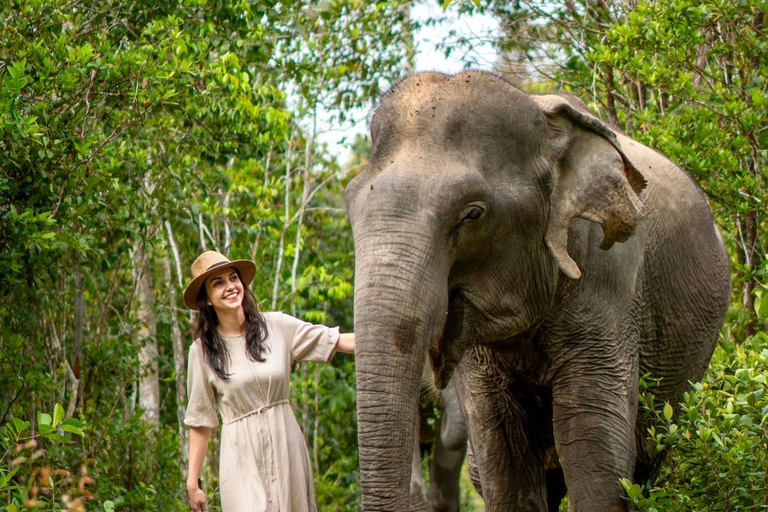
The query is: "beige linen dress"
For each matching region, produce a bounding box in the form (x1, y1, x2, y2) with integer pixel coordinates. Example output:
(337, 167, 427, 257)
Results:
(184, 312, 339, 512)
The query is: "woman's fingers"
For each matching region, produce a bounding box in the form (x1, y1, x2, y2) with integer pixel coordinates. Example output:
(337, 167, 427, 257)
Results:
(189, 488, 206, 512)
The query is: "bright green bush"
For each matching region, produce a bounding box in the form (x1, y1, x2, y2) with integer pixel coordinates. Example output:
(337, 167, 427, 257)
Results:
(623, 330, 768, 511)
(87, 417, 186, 511)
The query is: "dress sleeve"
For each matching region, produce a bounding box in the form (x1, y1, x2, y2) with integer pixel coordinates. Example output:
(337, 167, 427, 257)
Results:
(183, 341, 220, 428)
(277, 313, 340, 364)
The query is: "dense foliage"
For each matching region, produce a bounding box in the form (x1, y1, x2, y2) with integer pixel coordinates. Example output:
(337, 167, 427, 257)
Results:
(623, 330, 768, 511)
(1, 0, 413, 510)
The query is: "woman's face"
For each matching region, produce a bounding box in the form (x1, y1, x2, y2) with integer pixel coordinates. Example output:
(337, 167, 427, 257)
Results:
(204, 267, 245, 313)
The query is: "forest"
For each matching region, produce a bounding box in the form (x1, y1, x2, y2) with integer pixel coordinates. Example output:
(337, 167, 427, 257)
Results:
(0, 0, 765, 511)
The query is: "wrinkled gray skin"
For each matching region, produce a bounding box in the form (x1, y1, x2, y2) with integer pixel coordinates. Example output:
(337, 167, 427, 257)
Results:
(428, 382, 468, 512)
(409, 381, 468, 512)
(345, 71, 731, 511)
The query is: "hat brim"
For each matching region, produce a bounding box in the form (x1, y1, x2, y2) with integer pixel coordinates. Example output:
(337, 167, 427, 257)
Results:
(183, 259, 257, 310)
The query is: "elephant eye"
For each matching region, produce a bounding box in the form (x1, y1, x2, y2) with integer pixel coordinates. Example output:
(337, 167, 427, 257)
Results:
(462, 205, 485, 222)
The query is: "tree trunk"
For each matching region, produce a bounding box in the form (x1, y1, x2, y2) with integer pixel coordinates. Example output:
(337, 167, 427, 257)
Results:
(133, 240, 160, 426)
(45, 316, 79, 419)
(166, 220, 194, 333)
(250, 148, 272, 262)
(692, 39, 709, 90)
(73, 257, 84, 380)
(222, 156, 234, 254)
(222, 188, 231, 254)
(293, 119, 314, 442)
(162, 238, 189, 465)
(71, 257, 84, 415)
(401, 3, 415, 74)
(313, 363, 320, 475)
(198, 213, 208, 252)
(271, 134, 295, 310)
(738, 212, 758, 337)
(604, 66, 621, 129)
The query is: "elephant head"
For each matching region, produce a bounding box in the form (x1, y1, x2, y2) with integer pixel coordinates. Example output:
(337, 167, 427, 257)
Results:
(345, 71, 645, 510)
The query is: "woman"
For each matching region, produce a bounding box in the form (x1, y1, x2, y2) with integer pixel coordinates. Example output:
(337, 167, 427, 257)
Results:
(182, 251, 355, 512)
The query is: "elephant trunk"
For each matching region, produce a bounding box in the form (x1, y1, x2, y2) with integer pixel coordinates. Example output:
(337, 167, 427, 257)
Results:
(354, 230, 448, 511)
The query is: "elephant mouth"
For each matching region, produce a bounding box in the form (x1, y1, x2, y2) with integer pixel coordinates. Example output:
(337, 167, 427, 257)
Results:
(429, 288, 468, 389)
(428, 332, 447, 386)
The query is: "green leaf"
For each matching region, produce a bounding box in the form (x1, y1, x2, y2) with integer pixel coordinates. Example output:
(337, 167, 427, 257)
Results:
(0, 466, 21, 488)
(103, 501, 116, 512)
(38, 412, 52, 426)
(441, 0, 453, 11)
(53, 403, 65, 428)
(756, 288, 768, 319)
(62, 418, 84, 429)
(11, 417, 30, 435)
(43, 433, 71, 443)
(61, 424, 84, 436)
(620, 477, 643, 500)
(663, 402, 673, 420)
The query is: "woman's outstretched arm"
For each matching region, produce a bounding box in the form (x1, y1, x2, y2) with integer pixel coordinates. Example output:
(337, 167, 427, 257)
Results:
(335, 333, 355, 354)
(187, 426, 212, 512)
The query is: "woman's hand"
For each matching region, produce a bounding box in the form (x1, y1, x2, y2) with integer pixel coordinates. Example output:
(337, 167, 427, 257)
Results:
(187, 482, 206, 512)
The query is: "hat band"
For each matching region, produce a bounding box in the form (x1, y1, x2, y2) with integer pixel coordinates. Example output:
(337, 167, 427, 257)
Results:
(206, 260, 230, 271)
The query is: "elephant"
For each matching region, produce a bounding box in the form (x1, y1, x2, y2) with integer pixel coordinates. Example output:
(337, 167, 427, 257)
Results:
(427, 380, 468, 512)
(345, 71, 731, 511)
(409, 380, 469, 512)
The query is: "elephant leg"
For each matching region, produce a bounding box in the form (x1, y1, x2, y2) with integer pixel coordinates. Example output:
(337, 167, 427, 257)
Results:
(454, 349, 550, 511)
(466, 438, 482, 496)
(428, 391, 468, 512)
(551, 357, 638, 511)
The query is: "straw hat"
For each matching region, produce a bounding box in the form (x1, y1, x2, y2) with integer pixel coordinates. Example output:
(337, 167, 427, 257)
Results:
(183, 251, 256, 310)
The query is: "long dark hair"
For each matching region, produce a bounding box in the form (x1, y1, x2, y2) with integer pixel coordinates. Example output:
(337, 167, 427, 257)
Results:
(195, 269, 269, 380)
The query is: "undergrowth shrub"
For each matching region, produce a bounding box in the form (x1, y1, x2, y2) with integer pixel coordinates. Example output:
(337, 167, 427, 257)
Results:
(623, 331, 768, 511)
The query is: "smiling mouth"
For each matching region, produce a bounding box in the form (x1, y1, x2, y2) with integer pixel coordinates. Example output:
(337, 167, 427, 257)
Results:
(223, 292, 239, 301)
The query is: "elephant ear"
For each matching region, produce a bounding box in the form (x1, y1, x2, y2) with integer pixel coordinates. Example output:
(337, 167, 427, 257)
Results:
(531, 94, 647, 280)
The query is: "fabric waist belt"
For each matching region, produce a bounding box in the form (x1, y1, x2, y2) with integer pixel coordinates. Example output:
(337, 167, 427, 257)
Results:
(224, 399, 290, 425)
